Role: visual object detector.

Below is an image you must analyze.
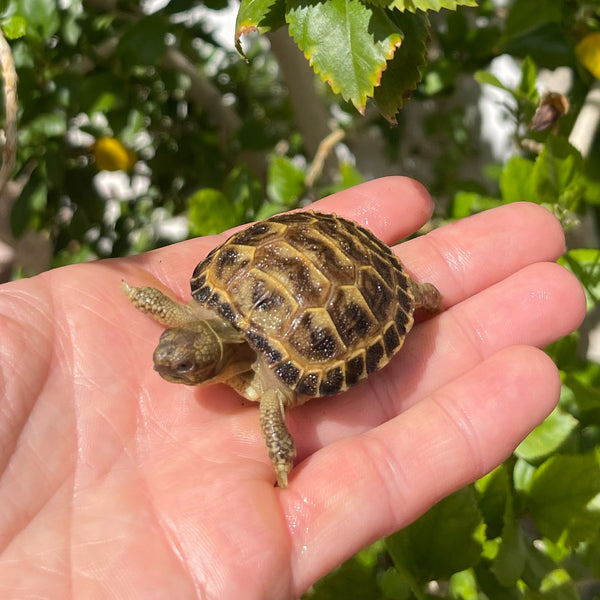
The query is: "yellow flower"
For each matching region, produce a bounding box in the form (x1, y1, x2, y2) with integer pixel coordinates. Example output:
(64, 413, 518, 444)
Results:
(93, 137, 137, 172)
(576, 32, 600, 79)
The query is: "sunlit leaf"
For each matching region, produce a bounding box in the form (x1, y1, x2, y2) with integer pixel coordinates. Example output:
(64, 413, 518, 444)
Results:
(188, 189, 243, 236)
(16, 0, 59, 41)
(1, 14, 26, 39)
(266, 155, 305, 206)
(560, 248, 600, 309)
(515, 408, 578, 463)
(500, 155, 535, 203)
(528, 453, 600, 545)
(286, 0, 402, 113)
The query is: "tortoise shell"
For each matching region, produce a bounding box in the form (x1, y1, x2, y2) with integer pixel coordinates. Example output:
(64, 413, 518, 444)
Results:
(189, 211, 416, 398)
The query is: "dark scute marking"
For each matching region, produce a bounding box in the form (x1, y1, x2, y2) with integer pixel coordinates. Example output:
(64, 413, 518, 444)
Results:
(319, 366, 344, 395)
(246, 330, 282, 365)
(395, 306, 411, 334)
(256, 244, 324, 305)
(359, 268, 394, 322)
(366, 341, 384, 373)
(371, 253, 395, 283)
(214, 246, 248, 281)
(193, 284, 212, 303)
(218, 301, 236, 324)
(397, 285, 413, 313)
(269, 212, 315, 225)
(251, 279, 284, 311)
(296, 372, 319, 396)
(192, 248, 218, 279)
(191, 273, 206, 290)
(317, 221, 365, 262)
(274, 361, 301, 387)
(383, 324, 401, 357)
(354, 222, 393, 257)
(289, 311, 344, 362)
(310, 328, 339, 361)
(285, 228, 353, 280)
(345, 355, 365, 387)
(330, 298, 373, 346)
(231, 222, 275, 246)
(208, 291, 221, 307)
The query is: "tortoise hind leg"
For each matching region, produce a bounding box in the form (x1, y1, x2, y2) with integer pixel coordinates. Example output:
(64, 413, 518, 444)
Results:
(410, 280, 442, 314)
(260, 388, 297, 488)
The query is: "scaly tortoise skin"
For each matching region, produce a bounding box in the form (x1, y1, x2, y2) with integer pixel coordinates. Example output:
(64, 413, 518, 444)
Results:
(123, 211, 442, 487)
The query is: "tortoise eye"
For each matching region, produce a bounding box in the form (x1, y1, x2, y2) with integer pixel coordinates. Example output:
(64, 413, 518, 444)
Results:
(175, 361, 194, 373)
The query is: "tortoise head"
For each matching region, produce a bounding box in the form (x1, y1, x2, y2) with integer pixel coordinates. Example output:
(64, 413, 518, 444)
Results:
(152, 322, 222, 385)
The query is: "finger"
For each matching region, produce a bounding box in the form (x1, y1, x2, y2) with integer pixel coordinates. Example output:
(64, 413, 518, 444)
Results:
(121, 176, 434, 294)
(284, 345, 560, 594)
(288, 261, 585, 457)
(312, 175, 434, 242)
(395, 201, 566, 306)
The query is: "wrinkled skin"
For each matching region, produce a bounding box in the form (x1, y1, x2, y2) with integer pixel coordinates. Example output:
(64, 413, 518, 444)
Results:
(0, 177, 586, 599)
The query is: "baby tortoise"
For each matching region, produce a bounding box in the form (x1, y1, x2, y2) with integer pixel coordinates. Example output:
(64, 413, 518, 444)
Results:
(123, 211, 442, 487)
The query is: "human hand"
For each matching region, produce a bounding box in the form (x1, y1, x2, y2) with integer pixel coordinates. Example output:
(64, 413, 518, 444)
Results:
(0, 177, 585, 599)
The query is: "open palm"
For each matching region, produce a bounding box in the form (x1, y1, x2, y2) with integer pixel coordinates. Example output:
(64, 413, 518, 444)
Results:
(0, 177, 585, 599)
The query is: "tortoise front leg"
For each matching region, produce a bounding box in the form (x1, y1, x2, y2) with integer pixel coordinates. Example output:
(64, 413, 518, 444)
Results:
(260, 389, 297, 488)
(122, 282, 197, 327)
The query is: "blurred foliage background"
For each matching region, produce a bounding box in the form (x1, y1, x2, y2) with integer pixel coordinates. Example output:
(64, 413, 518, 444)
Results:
(1, 0, 600, 598)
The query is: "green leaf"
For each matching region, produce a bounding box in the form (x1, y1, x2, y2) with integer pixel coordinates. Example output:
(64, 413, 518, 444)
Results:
(514, 408, 578, 463)
(10, 174, 47, 237)
(224, 165, 264, 219)
(528, 453, 600, 545)
(117, 14, 169, 68)
(500, 155, 535, 203)
(235, 0, 286, 54)
(564, 371, 600, 418)
(379, 568, 412, 599)
(474, 70, 511, 92)
(500, 23, 574, 69)
(19, 112, 67, 144)
(448, 569, 479, 600)
(513, 457, 536, 495)
(449, 191, 502, 218)
(503, 0, 564, 40)
(539, 568, 579, 599)
(77, 73, 125, 114)
(15, 0, 59, 42)
(560, 249, 600, 310)
(188, 189, 243, 236)
(491, 495, 526, 586)
(1, 14, 26, 39)
(386, 486, 483, 583)
(372, 10, 429, 123)
(384, 0, 477, 10)
(533, 137, 584, 207)
(473, 563, 521, 600)
(475, 464, 510, 539)
(308, 542, 387, 599)
(286, 0, 402, 113)
(518, 55, 538, 101)
(266, 155, 305, 206)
